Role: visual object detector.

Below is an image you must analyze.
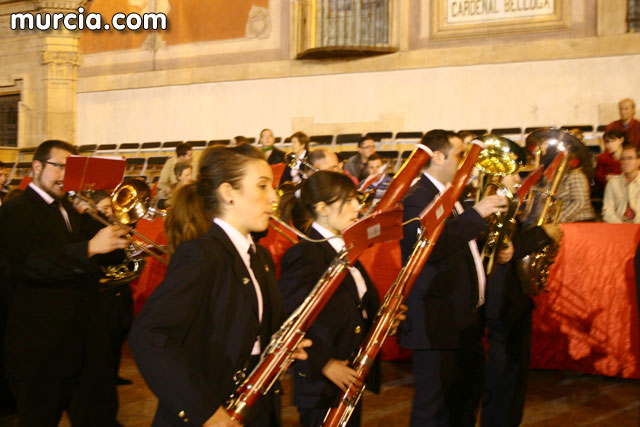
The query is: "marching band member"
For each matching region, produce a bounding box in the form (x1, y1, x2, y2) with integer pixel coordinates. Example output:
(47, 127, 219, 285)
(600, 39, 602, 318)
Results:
(398, 130, 507, 427)
(278, 171, 381, 427)
(130, 145, 309, 427)
(0, 140, 127, 426)
(481, 173, 562, 427)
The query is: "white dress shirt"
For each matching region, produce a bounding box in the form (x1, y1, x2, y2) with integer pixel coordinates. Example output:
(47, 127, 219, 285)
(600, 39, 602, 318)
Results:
(213, 217, 264, 355)
(602, 173, 640, 224)
(423, 172, 486, 307)
(311, 222, 369, 316)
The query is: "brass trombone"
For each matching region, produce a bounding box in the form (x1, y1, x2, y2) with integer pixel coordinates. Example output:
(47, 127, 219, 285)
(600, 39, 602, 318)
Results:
(70, 177, 169, 267)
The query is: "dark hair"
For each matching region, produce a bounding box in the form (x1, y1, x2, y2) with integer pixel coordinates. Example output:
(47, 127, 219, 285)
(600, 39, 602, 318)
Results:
(176, 142, 192, 157)
(307, 148, 332, 168)
(166, 144, 266, 253)
(278, 171, 356, 232)
(366, 153, 383, 164)
(174, 161, 192, 180)
(90, 190, 110, 205)
(420, 130, 458, 167)
(0, 161, 5, 169)
(603, 129, 627, 143)
(458, 131, 479, 141)
(622, 143, 640, 157)
(233, 136, 249, 145)
(358, 137, 375, 148)
(33, 140, 78, 163)
(290, 131, 310, 150)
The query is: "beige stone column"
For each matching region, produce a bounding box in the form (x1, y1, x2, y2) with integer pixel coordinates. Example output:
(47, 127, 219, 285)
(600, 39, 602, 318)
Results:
(0, 0, 87, 147)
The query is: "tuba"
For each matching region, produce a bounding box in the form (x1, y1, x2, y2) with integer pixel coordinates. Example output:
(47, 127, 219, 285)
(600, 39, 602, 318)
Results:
(516, 128, 579, 294)
(474, 134, 528, 276)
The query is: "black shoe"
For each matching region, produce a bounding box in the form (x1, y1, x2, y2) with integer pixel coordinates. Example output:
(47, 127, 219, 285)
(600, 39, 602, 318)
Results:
(116, 376, 133, 386)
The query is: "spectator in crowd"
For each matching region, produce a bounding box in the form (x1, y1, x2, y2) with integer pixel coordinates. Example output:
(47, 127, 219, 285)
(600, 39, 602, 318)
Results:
(307, 148, 340, 173)
(344, 137, 377, 181)
(606, 98, 640, 148)
(157, 142, 193, 200)
(602, 145, 640, 224)
(231, 135, 249, 147)
(174, 161, 194, 188)
(359, 153, 391, 203)
(280, 131, 310, 185)
(0, 162, 7, 205)
(556, 142, 596, 222)
(259, 128, 285, 164)
(594, 129, 625, 197)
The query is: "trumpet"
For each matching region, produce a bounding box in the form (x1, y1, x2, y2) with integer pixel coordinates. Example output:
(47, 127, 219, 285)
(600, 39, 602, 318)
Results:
(70, 178, 169, 268)
(474, 135, 528, 276)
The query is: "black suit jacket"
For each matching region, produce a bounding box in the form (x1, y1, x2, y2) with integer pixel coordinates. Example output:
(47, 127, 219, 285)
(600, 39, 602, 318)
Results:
(397, 174, 488, 350)
(0, 186, 114, 380)
(129, 222, 283, 426)
(484, 223, 550, 326)
(266, 147, 285, 165)
(279, 227, 380, 408)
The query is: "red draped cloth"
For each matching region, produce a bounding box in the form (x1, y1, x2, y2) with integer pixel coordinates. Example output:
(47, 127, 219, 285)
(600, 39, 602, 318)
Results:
(530, 223, 640, 379)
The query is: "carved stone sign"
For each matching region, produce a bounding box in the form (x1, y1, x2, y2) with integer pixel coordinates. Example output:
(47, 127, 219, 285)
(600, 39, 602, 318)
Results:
(446, 0, 555, 24)
(431, 0, 568, 40)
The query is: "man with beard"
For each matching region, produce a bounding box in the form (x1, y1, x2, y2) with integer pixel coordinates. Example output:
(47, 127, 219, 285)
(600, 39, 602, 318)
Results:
(0, 140, 127, 426)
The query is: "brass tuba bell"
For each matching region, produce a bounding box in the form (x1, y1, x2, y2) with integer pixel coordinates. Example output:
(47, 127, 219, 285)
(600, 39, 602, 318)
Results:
(516, 128, 579, 294)
(474, 134, 528, 276)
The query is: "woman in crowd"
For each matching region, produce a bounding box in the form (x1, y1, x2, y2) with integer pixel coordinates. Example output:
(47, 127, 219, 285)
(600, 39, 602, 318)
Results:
(594, 129, 625, 197)
(130, 145, 309, 427)
(278, 171, 381, 427)
(556, 142, 597, 222)
(280, 131, 310, 185)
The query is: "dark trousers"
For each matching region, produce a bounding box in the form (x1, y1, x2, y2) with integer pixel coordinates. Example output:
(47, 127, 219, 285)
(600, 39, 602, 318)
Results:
(102, 285, 134, 379)
(481, 305, 533, 427)
(11, 367, 118, 427)
(298, 401, 362, 427)
(411, 340, 485, 427)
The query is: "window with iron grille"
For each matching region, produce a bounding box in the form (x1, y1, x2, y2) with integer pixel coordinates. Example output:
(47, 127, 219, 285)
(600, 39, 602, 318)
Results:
(630, 0, 640, 31)
(296, 0, 396, 59)
(0, 94, 19, 147)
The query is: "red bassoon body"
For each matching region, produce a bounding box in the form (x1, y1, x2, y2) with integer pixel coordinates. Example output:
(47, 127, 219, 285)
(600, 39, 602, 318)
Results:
(224, 144, 432, 424)
(322, 141, 485, 427)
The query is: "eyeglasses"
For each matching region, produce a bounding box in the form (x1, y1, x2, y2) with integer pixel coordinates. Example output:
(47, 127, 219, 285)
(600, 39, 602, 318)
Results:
(621, 156, 638, 161)
(42, 161, 66, 170)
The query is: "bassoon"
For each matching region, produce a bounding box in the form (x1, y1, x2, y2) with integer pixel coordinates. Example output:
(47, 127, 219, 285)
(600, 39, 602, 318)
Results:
(323, 140, 485, 427)
(224, 144, 433, 424)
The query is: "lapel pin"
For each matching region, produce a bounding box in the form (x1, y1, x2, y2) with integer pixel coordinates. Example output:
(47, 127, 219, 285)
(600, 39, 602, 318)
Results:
(264, 265, 270, 273)
(242, 277, 250, 285)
